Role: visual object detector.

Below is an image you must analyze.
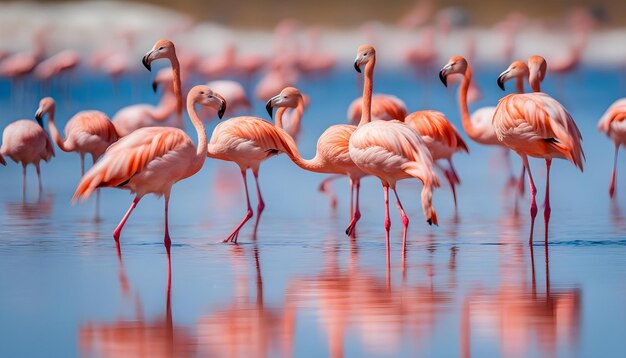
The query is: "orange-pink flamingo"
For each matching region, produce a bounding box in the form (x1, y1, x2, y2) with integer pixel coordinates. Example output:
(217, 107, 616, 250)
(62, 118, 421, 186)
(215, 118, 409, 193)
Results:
(349, 44, 439, 250)
(73, 85, 226, 252)
(347, 94, 407, 124)
(598, 99, 626, 198)
(34, 50, 80, 83)
(204, 80, 251, 120)
(266, 87, 367, 236)
(491, 59, 585, 243)
(0, 109, 55, 195)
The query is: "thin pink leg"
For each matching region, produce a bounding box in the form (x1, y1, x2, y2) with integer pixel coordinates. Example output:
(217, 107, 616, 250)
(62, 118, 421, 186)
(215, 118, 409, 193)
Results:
(521, 155, 537, 245)
(252, 169, 265, 239)
(543, 159, 552, 244)
(349, 178, 354, 217)
(225, 170, 253, 243)
(164, 192, 171, 254)
(345, 179, 362, 237)
(609, 143, 619, 198)
(22, 164, 27, 200)
(80, 153, 85, 176)
(448, 158, 461, 185)
(383, 185, 391, 252)
(518, 165, 526, 195)
(443, 169, 458, 210)
(393, 188, 410, 252)
(113, 197, 141, 241)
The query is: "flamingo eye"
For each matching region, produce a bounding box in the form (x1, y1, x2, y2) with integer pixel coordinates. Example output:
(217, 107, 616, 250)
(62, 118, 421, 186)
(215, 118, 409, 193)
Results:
(159, 46, 164, 50)
(283, 96, 288, 99)
(200, 91, 204, 95)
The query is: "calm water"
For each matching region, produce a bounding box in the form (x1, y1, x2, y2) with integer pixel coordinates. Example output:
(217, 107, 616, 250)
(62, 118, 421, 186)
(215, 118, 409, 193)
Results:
(0, 64, 625, 358)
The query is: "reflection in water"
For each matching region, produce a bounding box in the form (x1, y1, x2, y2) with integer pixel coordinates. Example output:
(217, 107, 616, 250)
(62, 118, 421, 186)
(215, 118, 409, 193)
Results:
(3, 195, 54, 240)
(462, 241, 581, 358)
(79, 249, 195, 358)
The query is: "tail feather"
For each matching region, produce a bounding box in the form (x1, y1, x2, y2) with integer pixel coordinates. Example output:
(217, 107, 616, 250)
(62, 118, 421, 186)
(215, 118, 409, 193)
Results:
(402, 161, 440, 188)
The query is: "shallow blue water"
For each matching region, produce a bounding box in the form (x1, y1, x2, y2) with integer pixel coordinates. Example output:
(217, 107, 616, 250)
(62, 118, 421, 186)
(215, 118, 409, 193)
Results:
(0, 63, 625, 357)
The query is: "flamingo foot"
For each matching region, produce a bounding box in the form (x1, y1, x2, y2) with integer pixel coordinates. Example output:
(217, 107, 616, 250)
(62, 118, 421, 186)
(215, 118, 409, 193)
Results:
(223, 209, 253, 243)
(345, 210, 362, 237)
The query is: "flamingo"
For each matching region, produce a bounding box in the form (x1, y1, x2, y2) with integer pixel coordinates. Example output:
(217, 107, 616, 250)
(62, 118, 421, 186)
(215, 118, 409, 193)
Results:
(347, 94, 407, 124)
(0, 110, 55, 195)
(598, 98, 626, 198)
(206, 106, 298, 243)
(490, 59, 585, 243)
(204, 80, 251, 120)
(112, 68, 178, 136)
(72, 85, 226, 252)
(266, 87, 367, 236)
(36, 98, 119, 176)
(142, 39, 184, 126)
(349, 44, 439, 250)
(34, 50, 80, 82)
(404, 109, 468, 210)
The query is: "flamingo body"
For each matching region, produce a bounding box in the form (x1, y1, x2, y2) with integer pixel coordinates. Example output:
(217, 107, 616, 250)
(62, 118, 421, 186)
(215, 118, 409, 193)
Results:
(404, 110, 468, 160)
(1, 120, 54, 166)
(348, 94, 407, 124)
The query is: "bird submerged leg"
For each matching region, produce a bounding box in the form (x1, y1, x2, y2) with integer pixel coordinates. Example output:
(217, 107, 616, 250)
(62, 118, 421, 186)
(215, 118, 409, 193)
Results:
(164, 192, 171, 254)
(521, 155, 538, 245)
(345, 179, 362, 237)
(543, 159, 552, 243)
(383, 184, 391, 252)
(393, 188, 410, 252)
(225, 170, 253, 243)
(609, 143, 619, 198)
(113, 197, 141, 241)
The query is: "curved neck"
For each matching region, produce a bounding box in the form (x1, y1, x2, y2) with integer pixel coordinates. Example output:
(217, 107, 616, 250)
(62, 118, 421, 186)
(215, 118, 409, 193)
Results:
(458, 66, 478, 138)
(285, 141, 329, 174)
(358, 58, 375, 127)
(47, 106, 69, 152)
(186, 100, 207, 169)
(275, 107, 287, 129)
(154, 93, 177, 121)
(515, 77, 524, 94)
(530, 74, 541, 92)
(170, 56, 183, 120)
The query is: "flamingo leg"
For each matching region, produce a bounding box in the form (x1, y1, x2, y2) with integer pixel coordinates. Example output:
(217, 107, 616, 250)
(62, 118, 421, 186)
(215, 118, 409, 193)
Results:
(443, 169, 458, 210)
(521, 154, 538, 245)
(447, 158, 461, 185)
(518, 165, 526, 195)
(93, 156, 100, 220)
(164, 192, 171, 254)
(252, 168, 264, 239)
(113, 197, 141, 242)
(345, 179, 362, 237)
(609, 143, 619, 198)
(225, 170, 253, 243)
(22, 164, 26, 200)
(393, 188, 410, 252)
(543, 159, 552, 244)
(383, 184, 391, 252)
(80, 153, 85, 176)
(35, 162, 42, 194)
(349, 178, 354, 217)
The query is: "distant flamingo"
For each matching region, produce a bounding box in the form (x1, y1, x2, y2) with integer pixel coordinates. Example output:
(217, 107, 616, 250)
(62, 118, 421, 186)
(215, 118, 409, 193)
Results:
(206, 108, 298, 243)
(349, 44, 439, 250)
(297, 28, 336, 76)
(204, 80, 251, 119)
(73, 85, 226, 252)
(0, 28, 45, 79)
(0, 111, 55, 195)
(404, 109, 468, 209)
(347, 94, 407, 124)
(598, 98, 626, 198)
(492, 59, 585, 243)
(142, 39, 184, 125)
(34, 50, 80, 83)
(112, 68, 178, 136)
(266, 87, 367, 236)
(37, 97, 118, 176)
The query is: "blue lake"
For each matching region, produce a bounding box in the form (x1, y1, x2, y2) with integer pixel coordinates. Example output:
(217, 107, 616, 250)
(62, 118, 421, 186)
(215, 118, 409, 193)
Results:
(0, 63, 625, 357)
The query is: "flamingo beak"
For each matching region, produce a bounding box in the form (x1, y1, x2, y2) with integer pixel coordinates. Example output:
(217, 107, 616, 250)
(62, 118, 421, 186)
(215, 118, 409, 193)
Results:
(354, 60, 362, 73)
(439, 70, 448, 87)
(142, 53, 152, 71)
(497, 72, 507, 91)
(265, 96, 278, 119)
(427, 219, 433, 226)
(35, 109, 44, 127)
(152, 80, 159, 93)
(218, 99, 227, 119)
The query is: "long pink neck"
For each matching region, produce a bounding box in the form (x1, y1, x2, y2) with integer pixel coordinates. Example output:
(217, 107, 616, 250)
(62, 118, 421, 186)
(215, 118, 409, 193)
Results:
(275, 107, 287, 129)
(154, 92, 177, 122)
(358, 58, 375, 127)
(515, 77, 524, 94)
(186, 99, 208, 170)
(47, 104, 70, 152)
(530, 74, 541, 92)
(458, 66, 479, 139)
(170, 56, 183, 124)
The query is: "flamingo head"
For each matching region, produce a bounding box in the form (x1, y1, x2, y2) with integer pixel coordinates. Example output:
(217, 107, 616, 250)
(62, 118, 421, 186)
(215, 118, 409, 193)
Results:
(354, 44, 375, 73)
(152, 68, 173, 93)
(497, 60, 529, 91)
(142, 39, 176, 72)
(265, 87, 303, 118)
(35, 97, 56, 127)
(189, 85, 227, 119)
(528, 55, 547, 86)
(439, 56, 468, 87)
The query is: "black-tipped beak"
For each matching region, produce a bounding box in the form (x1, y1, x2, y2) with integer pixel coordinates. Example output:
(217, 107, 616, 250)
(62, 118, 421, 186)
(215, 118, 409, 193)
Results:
(265, 99, 274, 119)
(354, 61, 361, 73)
(439, 70, 447, 87)
(427, 219, 433, 226)
(142, 54, 151, 72)
(35, 110, 44, 128)
(497, 74, 506, 91)
(218, 100, 226, 119)
(152, 81, 159, 93)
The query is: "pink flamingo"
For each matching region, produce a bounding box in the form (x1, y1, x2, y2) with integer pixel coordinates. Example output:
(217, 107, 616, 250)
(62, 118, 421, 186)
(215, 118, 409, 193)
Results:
(266, 87, 367, 236)
(297, 28, 336, 76)
(349, 44, 439, 250)
(347, 94, 408, 124)
(112, 68, 178, 136)
(204, 80, 251, 119)
(73, 85, 226, 252)
(0, 109, 55, 195)
(491, 60, 585, 243)
(36, 98, 118, 176)
(404, 109, 468, 209)
(0, 28, 45, 79)
(598, 99, 626, 198)
(34, 50, 80, 82)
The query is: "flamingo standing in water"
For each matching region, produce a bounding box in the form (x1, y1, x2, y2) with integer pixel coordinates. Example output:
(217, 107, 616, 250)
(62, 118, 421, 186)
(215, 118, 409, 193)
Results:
(598, 99, 626, 198)
(73, 85, 226, 252)
(490, 59, 585, 243)
(0, 111, 55, 195)
(349, 44, 439, 250)
(266, 87, 367, 236)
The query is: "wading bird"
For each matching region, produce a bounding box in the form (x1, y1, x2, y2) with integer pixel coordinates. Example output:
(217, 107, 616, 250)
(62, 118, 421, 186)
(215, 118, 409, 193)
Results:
(598, 99, 626, 198)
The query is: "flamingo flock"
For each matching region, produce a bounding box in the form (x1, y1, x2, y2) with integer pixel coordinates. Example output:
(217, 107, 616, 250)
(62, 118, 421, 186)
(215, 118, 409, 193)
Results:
(4, 33, 625, 256)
